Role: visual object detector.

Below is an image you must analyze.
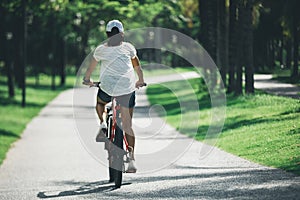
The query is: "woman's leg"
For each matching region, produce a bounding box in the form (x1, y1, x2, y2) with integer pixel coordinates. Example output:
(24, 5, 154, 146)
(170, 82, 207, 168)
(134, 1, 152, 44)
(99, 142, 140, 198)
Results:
(96, 97, 107, 124)
(120, 106, 135, 160)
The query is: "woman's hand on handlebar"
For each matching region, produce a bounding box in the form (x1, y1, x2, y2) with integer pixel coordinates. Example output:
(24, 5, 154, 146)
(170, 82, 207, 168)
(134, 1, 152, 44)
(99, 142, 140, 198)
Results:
(135, 81, 147, 89)
(82, 78, 94, 87)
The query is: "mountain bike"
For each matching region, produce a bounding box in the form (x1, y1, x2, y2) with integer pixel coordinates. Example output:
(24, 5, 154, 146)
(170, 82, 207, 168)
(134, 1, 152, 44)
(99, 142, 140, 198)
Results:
(88, 82, 145, 188)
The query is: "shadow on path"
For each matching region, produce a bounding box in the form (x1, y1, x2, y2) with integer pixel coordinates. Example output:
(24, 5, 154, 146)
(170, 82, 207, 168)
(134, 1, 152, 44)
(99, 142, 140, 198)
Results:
(37, 180, 132, 199)
(37, 166, 298, 199)
(121, 166, 299, 199)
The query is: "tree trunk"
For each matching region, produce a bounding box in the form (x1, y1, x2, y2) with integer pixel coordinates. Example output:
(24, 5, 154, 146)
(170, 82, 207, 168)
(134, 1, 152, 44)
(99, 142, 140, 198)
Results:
(59, 37, 66, 86)
(218, 0, 229, 87)
(216, 0, 222, 69)
(4, 39, 15, 98)
(207, 0, 218, 90)
(291, 15, 299, 79)
(199, 0, 217, 59)
(279, 36, 284, 67)
(21, 0, 27, 107)
(268, 40, 276, 69)
(51, 63, 56, 91)
(235, 0, 244, 95)
(50, 13, 56, 91)
(199, 0, 208, 50)
(1, 4, 15, 98)
(198, 0, 208, 80)
(13, 15, 23, 89)
(244, 0, 254, 94)
(7, 62, 15, 98)
(228, 0, 238, 93)
(207, 0, 217, 62)
(286, 38, 292, 69)
(198, 0, 218, 90)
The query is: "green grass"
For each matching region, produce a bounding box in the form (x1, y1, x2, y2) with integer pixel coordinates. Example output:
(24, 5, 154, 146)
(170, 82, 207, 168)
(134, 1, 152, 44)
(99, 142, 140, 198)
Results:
(147, 78, 300, 175)
(0, 74, 75, 165)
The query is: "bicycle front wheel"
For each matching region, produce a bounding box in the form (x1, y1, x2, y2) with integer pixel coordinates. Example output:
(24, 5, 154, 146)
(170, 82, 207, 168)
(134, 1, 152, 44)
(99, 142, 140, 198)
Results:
(112, 125, 124, 188)
(112, 158, 123, 188)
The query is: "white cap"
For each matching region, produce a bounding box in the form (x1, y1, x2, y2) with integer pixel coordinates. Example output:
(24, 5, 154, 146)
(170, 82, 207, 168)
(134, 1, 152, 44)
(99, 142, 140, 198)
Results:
(106, 20, 124, 33)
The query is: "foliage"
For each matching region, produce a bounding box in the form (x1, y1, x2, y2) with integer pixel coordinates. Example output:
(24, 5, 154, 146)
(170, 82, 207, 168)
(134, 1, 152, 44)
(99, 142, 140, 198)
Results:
(1, 0, 298, 97)
(0, 0, 187, 77)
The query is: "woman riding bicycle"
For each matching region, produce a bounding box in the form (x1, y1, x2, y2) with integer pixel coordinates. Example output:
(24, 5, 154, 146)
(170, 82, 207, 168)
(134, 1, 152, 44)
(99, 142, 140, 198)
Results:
(83, 20, 145, 173)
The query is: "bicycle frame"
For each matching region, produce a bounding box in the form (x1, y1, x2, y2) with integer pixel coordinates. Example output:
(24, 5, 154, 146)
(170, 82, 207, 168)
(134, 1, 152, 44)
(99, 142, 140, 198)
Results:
(108, 98, 129, 152)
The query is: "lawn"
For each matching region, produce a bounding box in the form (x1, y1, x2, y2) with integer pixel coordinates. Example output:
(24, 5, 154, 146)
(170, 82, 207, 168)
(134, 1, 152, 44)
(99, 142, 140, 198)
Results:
(0, 75, 75, 165)
(147, 78, 300, 175)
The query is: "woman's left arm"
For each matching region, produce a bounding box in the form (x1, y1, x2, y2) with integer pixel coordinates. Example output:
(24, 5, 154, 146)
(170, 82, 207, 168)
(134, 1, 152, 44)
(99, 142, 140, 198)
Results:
(132, 56, 145, 88)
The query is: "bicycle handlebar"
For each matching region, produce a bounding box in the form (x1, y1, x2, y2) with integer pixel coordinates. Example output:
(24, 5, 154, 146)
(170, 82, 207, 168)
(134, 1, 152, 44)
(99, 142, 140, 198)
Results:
(91, 82, 101, 87)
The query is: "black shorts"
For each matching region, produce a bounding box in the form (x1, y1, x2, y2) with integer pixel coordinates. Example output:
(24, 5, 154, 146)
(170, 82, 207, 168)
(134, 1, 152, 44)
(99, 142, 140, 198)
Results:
(97, 88, 136, 108)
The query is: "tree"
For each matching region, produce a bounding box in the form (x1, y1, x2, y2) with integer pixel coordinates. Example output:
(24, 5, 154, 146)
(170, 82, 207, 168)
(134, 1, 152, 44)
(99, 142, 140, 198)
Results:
(289, 0, 300, 79)
(234, 0, 244, 95)
(217, 0, 229, 88)
(0, 1, 15, 98)
(244, 0, 254, 94)
(200, 0, 255, 95)
(228, 0, 238, 94)
(21, 0, 27, 107)
(259, 0, 299, 80)
(227, 0, 256, 95)
(198, 0, 219, 90)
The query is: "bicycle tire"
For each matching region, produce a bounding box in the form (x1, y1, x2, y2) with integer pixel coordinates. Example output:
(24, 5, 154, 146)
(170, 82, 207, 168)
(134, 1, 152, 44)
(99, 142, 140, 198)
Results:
(113, 125, 124, 188)
(107, 125, 123, 186)
(106, 114, 115, 183)
(108, 147, 123, 185)
(108, 166, 114, 182)
(113, 158, 123, 188)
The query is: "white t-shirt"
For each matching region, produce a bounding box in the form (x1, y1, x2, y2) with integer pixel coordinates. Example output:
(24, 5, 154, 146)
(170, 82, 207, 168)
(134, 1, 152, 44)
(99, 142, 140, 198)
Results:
(93, 42, 137, 96)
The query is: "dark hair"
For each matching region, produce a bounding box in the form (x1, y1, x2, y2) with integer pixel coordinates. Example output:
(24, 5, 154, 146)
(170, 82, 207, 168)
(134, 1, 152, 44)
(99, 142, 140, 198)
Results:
(106, 27, 124, 46)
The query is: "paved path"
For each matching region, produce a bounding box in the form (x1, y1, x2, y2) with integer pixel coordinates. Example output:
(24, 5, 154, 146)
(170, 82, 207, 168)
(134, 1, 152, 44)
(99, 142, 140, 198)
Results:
(254, 74, 300, 99)
(0, 73, 299, 200)
(147, 72, 300, 99)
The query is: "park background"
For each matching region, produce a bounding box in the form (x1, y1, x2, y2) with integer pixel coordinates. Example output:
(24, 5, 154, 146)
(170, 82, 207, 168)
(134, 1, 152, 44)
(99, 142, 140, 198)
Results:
(0, 0, 299, 175)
